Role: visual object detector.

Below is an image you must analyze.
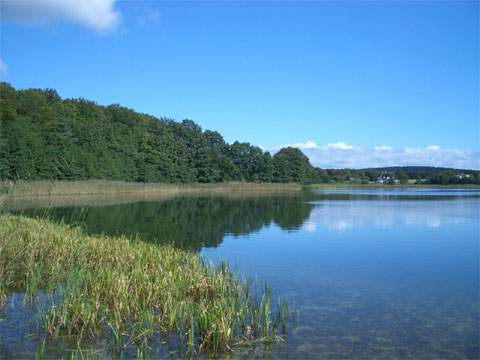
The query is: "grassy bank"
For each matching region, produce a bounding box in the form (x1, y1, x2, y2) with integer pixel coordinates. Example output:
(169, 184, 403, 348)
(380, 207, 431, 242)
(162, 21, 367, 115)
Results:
(0, 214, 287, 356)
(0, 180, 302, 198)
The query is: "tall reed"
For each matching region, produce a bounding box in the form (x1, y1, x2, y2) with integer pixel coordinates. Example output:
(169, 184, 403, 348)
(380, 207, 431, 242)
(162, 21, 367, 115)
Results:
(0, 180, 302, 198)
(0, 214, 288, 356)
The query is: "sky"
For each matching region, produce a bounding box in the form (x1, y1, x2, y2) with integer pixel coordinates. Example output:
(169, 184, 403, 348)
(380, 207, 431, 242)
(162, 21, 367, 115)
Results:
(0, 0, 479, 169)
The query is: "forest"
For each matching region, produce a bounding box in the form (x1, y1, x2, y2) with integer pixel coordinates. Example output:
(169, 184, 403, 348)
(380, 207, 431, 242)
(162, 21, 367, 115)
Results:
(1, 82, 478, 185)
(0, 82, 317, 184)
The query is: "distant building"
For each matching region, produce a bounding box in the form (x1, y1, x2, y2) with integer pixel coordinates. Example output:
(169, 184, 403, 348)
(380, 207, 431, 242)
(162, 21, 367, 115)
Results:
(456, 173, 471, 180)
(377, 172, 395, 184)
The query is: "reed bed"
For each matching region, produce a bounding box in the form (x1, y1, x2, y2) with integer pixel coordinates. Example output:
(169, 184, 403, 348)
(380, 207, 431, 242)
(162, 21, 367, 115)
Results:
(0, 180, 302, 198)
(0, 214, 288, 357)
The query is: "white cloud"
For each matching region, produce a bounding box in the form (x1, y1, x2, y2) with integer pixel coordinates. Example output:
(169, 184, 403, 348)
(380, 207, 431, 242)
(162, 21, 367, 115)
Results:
(1, 0, 121, 33)
(327, 141, 353, 150)
(280, 140, 319, 150)
(294, 140, 318, 149)
(273, 141, 480, 170)
(374, 145, 393, 151)
(0, 58, 7, 75)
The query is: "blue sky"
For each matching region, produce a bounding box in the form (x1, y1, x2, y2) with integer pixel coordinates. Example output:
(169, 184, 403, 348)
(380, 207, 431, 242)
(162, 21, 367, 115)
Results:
(1, 0, 478, 169)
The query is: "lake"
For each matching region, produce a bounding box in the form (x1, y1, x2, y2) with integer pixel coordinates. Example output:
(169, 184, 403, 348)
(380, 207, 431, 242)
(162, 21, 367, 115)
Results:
(1, 188, 479, 358)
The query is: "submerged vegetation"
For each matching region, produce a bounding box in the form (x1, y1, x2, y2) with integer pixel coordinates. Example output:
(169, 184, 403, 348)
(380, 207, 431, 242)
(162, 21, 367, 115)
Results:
(0, 214, 288, 356)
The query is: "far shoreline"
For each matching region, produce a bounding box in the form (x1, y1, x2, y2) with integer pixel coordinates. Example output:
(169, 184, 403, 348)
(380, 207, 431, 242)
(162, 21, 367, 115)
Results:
(307, 183, 480, 189)
(1, 180, 478, 201)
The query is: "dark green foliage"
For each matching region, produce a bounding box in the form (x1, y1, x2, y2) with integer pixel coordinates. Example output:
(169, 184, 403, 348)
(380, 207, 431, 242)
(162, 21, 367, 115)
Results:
(272, 147, 318, 184)
(229, 141, 273, 182)
(426, 171, 480, 185)
(0, 83, 319, 184)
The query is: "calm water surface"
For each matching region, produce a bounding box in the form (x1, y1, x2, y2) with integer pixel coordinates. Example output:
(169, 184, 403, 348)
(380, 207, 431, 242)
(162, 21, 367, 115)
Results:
(1, 188, 479, 358)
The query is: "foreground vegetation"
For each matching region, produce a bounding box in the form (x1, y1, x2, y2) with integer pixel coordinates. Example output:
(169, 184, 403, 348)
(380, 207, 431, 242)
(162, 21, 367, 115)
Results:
(0, 214, 288, 356)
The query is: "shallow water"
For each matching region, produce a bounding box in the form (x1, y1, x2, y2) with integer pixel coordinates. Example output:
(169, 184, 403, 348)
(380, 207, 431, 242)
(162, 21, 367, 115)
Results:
(1, 188, 479, 358)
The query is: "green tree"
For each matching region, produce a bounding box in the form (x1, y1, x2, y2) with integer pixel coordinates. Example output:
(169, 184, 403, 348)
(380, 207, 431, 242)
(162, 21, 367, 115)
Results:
(272, 147, 317, 184)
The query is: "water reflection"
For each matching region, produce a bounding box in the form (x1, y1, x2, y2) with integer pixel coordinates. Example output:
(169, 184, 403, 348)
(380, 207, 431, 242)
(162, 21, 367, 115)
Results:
(315, 188, 480, 197)
(199, 190, 479, 359)
(6, 189, 479, 251)
(1, 188, 479, 358)
(306, 199, 479, 232)
(10, 195, 314, 251)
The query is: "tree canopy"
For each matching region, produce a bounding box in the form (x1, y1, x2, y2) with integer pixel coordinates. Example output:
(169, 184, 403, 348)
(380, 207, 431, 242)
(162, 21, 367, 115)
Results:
(0, 83, 319, 184)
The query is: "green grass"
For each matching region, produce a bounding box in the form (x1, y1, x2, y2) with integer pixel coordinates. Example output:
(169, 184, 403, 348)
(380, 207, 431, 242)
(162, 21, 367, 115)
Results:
(0, 214, 287, 356)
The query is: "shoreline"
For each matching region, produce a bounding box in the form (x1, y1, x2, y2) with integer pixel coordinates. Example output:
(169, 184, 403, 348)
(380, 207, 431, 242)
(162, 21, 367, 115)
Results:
(0, 180, 303, 199)
(1, 181, 478, 208)
(2, 180, 478, 198)
(307, 183, 480, 189)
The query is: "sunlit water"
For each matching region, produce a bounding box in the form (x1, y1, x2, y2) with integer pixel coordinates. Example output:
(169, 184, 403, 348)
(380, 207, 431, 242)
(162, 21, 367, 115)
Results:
(1, 188, 479, 358)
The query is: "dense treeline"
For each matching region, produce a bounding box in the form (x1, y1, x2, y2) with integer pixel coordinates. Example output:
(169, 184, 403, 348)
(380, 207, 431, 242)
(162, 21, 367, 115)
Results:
(0, 83, 318, 183)
(361, 166, 480, 185)
(1, 83, 478, 185)
(316, 167, 480, 185)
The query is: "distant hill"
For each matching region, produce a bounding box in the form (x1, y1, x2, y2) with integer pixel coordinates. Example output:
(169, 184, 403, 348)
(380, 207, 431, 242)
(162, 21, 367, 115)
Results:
(325, 166, 480, 185)
(359, 166, 479, 178)
(317, 166, 479, 185)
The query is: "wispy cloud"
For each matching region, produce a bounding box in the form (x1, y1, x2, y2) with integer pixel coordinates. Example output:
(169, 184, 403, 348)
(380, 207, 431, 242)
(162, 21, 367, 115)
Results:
(275, 141, 480, 170)
(327, 141, 353, 150)
(373, 145, 393, 151)
(0, 58, 7, 75)
(1, 0, 121, 33)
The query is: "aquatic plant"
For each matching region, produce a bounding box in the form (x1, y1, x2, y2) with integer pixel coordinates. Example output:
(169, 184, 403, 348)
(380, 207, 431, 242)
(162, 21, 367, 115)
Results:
(0, 214, 287, 356)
